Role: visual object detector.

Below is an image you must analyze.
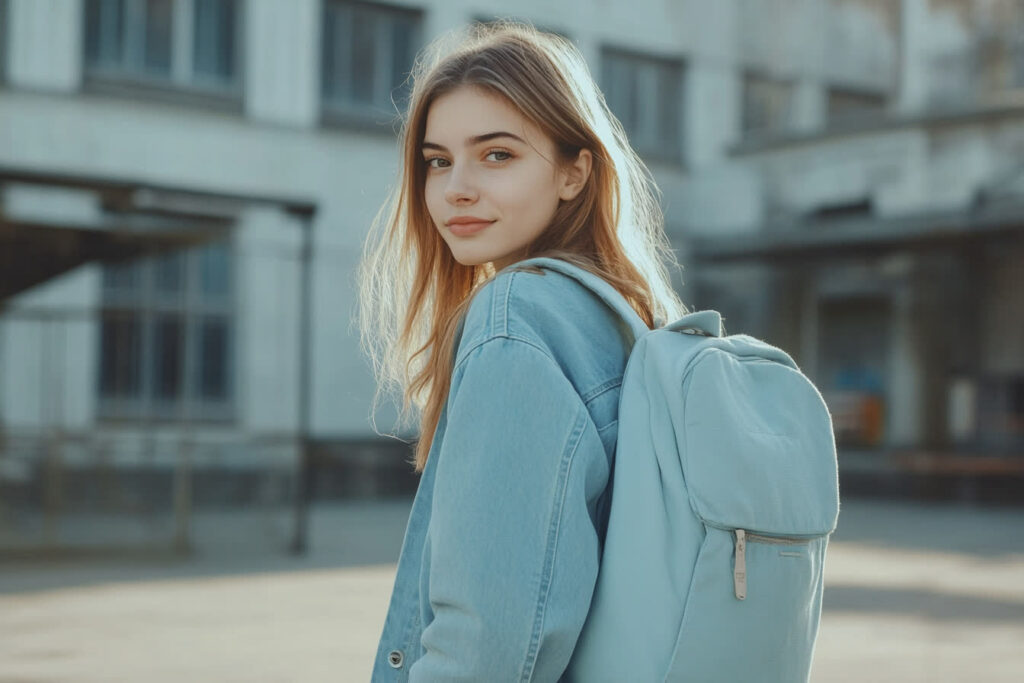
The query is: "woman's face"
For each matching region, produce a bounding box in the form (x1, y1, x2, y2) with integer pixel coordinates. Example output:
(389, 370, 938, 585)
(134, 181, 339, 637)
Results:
(422, 86, 578, 271)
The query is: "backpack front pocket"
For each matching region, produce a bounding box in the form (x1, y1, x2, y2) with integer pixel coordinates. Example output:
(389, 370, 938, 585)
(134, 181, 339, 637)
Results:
(661, 526, 828, 683)
(653, 349, 839, 682)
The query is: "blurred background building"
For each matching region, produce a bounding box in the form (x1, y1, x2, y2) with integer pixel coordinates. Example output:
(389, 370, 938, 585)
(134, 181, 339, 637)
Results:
(0, 0, 1022, 553)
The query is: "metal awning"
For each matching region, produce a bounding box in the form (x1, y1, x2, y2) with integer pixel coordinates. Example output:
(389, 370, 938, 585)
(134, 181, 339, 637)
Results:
(689, 196, 1024, 263)
(0, 165, 316, 301)
(0, 213, 233, 300)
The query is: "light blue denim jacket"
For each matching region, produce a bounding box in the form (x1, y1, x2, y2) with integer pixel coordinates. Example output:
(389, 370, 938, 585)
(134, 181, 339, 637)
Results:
(371, 260, 636, 682)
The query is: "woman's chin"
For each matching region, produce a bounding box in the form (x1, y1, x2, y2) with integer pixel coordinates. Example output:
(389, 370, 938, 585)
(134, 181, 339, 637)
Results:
(447, 248, 499, 268)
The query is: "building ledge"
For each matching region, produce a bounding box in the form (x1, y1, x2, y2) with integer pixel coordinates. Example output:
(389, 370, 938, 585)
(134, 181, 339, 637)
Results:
(690, 194, 1024, 262)
(729, 98, 1024, 157)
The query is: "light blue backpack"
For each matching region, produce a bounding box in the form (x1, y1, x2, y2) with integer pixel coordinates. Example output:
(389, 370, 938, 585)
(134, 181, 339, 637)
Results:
(514, 257, 840, 683)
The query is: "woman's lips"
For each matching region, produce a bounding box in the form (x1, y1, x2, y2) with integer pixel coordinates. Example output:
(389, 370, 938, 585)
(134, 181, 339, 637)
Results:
(448, 220, 495, 237)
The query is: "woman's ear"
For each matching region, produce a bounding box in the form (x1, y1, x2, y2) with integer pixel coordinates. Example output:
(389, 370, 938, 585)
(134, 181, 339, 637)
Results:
(558, 149, 593, 201)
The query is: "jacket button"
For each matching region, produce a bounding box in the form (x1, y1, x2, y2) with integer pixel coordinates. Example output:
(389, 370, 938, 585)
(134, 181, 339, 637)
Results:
(387, 649, 404, 668)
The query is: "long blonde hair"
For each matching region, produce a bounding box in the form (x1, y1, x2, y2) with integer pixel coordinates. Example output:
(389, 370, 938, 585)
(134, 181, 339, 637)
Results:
(356, 20, 689, 473)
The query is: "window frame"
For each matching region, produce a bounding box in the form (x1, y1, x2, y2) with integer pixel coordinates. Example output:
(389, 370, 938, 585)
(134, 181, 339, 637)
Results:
(320, 0, 423, 131)
(97, 238, 236, 424)
(600, 45, 686, 166)
(82, 0, 246, 109)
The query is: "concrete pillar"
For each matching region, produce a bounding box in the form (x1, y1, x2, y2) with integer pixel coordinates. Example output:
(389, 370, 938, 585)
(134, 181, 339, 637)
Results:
(887, 280, 922, 446)
(7, 0, 82, 92)
(791, 78, 826, 133)
(245, 0, 320, 127)
(896, 0, 929, 114)
(685, 59, 740, 168)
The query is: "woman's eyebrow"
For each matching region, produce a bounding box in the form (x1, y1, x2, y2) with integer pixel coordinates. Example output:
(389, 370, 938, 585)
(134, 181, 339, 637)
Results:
(422, 131, 527, 152)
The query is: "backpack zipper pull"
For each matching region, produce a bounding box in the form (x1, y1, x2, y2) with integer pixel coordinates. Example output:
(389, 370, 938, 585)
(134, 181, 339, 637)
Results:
(734, 529, 747, 600)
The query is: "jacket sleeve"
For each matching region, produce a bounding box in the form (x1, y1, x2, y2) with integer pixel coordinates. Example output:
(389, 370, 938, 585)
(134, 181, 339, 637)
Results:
(409, 336, 608, 682)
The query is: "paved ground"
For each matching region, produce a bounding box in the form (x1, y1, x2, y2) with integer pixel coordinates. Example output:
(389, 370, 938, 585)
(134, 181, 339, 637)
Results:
(1, 497, 1023, 682)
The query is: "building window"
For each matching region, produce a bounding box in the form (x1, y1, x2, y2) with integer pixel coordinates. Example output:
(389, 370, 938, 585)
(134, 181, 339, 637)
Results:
(98, 240, 234, 421)
(83, 0, 242, 96)
(742, 72, 793, 137)
(826, 86, 887, 126)
(1013, 40, 1024, 89)
(321, 0, 422, 124)
(977, 374, 1024, 451)
(929, 16, 1024, 107)
(601, 47, 684, 163)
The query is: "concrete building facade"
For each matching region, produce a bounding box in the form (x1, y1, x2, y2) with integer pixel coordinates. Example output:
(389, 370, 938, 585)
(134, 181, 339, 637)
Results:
(0, 0, 1021, 521)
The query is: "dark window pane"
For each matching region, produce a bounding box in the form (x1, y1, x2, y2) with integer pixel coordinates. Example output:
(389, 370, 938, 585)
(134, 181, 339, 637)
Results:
(322, 2, 421, 112)
(602, 49, 682, 160)
(102, 259, 142, 291)
(1014, 43, 1024, 88)
(154, 250, 184, 295)
(351, 8, 376, 105)
(625, 61, 641, 135)
(152, 313, 183, 401)
(100, 311, 142, 398)
(390, 14, 416, 109)
(622, 57, 637, 128)
(600, 58, 615, 117)
(743, 76, 767, 133)
(606, 55, 637, 134)
(194, 0, 236, 82)
(198, 241, 230, 295)
(144, 0, 173, 75)
(85, 0, 125, 67)
(657, 63, 680, 142)
(98, 244, 234, 419)
(638, 62, 657, 148)
(322, 2, 352, 102)
(1009, 377, 1024, 416)
(827, 88, 886, 124)
(742, 75, 793, 136)
(198, 315, 229, 400)
(322, 4, 337, 98)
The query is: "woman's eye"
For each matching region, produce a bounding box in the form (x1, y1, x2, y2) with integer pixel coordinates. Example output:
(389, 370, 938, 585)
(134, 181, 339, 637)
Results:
(486, 150, 512, 162)
(425, 157, 450, 169)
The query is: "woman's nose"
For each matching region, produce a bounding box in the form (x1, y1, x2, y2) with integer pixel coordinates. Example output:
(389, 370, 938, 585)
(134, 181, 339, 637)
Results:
(444, 165, 478, 204)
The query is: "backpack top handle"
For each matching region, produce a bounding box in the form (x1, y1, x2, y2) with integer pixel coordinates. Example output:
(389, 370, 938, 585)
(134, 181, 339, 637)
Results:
(665, 311, 721, 337)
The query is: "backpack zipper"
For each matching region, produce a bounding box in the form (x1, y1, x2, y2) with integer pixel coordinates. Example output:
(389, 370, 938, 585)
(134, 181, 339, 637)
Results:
(733, 529, 747, 600)
(732, 529, 811, 600)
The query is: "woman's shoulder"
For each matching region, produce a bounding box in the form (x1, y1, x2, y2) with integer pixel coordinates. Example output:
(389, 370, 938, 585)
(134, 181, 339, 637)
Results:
(455, 265, 630, 372)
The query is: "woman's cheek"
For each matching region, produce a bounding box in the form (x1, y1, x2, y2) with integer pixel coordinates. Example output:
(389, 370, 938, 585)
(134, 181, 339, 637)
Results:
(423, 180, 443, 224)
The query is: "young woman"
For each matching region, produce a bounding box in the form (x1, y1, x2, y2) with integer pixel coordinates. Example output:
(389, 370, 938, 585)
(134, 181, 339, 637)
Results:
(357, 20, 689, 681)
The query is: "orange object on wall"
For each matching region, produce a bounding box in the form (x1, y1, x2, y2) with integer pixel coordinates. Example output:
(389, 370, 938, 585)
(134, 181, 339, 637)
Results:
(861, 394, 884, 445)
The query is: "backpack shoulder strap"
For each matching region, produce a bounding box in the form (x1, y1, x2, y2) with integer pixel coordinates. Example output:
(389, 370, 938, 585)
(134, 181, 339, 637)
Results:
(508, 257, 724, 343)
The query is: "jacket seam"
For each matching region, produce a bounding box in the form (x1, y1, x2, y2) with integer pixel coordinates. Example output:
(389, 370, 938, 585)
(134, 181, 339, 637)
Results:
(581, 376, 622, 404)
(453, 332, 557, 374)
(519, 400, 588, 682)
(498, 270, 513, 336)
